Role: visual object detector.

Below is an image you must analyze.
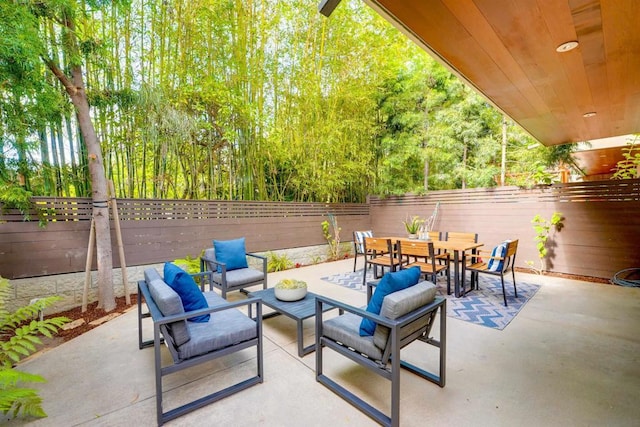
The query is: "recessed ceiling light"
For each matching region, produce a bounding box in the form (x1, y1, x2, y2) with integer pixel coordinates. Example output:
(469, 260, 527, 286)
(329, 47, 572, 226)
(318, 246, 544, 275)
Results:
(556, 41, 579, 52)
(583, 112, 597, 118)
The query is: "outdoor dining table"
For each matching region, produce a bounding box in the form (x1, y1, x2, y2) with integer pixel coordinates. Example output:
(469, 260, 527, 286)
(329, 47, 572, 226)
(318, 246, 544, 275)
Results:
(382, 237, 484, 297)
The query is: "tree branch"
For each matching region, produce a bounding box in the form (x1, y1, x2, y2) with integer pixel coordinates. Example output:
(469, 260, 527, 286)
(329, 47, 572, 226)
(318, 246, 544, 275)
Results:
(41, 56, 77, 96)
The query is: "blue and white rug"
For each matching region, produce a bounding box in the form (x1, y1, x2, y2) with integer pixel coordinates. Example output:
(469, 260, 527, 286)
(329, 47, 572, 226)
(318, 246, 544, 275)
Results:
(320, 269, 540, 330)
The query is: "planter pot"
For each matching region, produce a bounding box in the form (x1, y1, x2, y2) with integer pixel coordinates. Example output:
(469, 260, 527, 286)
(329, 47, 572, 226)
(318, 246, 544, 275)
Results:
(274, 287, 307, 302)
(407, 233, 418, 239)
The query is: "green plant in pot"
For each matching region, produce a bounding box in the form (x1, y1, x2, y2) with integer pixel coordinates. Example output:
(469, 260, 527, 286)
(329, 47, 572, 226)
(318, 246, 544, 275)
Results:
(403, 215, 424, 238)
(274, 279, 308, 302)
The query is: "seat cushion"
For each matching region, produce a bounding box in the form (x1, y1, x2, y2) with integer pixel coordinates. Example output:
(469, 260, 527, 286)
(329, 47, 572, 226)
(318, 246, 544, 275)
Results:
(212, 267, 264, 288)
(373, 281, 437, 349)
(145, 270, 191, 347)
(177, 307, 258, 361)
(213, 238, 249, 272)
(323, 312, 383, 361)
(164, 263, 210, 323)
(359, 267, 421, 336)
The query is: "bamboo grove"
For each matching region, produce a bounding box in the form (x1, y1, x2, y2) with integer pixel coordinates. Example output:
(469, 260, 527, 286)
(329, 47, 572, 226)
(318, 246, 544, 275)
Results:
(1, 0, 568, 204)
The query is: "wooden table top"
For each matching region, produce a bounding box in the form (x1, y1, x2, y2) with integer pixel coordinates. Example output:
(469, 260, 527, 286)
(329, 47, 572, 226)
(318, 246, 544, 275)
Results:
(382, 237, 484, 252)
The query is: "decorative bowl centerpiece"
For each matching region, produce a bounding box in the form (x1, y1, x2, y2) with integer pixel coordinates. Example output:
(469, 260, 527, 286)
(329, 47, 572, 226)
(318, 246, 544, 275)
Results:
(274, 279, 308, 301)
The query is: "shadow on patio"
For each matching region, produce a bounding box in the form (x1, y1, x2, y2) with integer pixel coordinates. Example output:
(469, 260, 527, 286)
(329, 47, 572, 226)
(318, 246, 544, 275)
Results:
(15, 259, 640, 426)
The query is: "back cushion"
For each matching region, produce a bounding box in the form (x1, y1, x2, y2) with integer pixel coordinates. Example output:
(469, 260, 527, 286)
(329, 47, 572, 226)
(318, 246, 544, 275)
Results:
(354, 230, 373, 253)
(359, 267, 421, 336)
(373, 281, 437, 349)
(147, 274, 191, 346)
(213, 238, 249, 272)
(487, 241, 508, 271)
(164, 263, 210, 323)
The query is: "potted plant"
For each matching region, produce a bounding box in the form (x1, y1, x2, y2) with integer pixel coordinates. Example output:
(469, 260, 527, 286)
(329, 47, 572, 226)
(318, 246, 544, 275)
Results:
(274, 279, 308, 301)
(403, 215, 424, 239)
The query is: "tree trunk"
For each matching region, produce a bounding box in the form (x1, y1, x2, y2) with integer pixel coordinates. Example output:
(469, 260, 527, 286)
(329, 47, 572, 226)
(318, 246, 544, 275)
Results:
(70, 70, 116, 312)
(45, 26, 116, 311)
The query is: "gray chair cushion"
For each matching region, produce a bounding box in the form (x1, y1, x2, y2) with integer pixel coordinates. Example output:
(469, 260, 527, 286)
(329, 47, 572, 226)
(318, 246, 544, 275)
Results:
(213, 267, 264, 287)
(373, 281, 437, 349)
(323, 312, 383, 361)
(144, 268, 163, 284)
(147, 274, 191, 347)
(203, 291, 228, 308)
(177, 308, 257, 361)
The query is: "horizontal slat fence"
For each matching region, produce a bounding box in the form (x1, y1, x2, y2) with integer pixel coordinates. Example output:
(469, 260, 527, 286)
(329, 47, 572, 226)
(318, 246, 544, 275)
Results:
(1, 179, 638, 280)
(369, 179, 640, 279)
(0, 199, 370, 279)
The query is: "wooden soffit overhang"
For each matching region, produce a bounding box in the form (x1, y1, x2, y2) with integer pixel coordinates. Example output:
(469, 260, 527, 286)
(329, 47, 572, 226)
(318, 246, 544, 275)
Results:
(364, 0, 640, 146)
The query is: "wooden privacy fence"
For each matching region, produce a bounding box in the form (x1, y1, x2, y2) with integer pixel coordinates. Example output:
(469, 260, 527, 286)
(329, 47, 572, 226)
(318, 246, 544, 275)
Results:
(1, 179, 638, 280)
(369, 179, 640, 279)
(0, 199, 370, 279)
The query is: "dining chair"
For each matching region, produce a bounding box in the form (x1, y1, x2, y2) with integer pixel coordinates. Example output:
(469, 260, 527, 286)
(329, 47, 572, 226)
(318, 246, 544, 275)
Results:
(362, 237, 403, 286)
(466, 240, 519, 306)
(427, 231, 449, 264)
(352, 230, 373, 272)
(397, 239, 451, 294)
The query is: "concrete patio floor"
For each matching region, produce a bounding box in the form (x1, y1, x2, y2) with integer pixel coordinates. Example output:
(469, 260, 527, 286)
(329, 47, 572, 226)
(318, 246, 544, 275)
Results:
(14, 258, 640, 426)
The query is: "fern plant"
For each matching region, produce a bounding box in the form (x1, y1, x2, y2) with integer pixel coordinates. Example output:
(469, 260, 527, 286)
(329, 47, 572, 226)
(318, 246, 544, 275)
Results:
(0, 276, 69, 420)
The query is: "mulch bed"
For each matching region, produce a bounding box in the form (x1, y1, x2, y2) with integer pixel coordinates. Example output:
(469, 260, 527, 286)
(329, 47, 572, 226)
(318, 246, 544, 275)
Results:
(46, 294, 139, 342)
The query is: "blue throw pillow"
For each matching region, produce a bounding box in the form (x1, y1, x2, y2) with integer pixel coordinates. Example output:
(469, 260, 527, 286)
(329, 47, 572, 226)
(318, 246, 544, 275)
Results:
(163, 262, 210, 323)
(213, 238, 249, 273)
(487, 241, 508, 272)
(359, 267, 421, 336)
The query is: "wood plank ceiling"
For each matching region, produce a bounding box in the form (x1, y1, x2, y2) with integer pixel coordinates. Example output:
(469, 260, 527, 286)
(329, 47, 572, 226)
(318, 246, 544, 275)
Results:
(363, 0, 640, 146)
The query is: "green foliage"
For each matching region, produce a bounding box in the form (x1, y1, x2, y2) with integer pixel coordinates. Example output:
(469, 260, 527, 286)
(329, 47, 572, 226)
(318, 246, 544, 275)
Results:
(531, 163, 557, 185)
(0, 0, 592, 203)
(0, 276, 69, 419)
(173, 253, 202, 275)
(529, 212, 564, 273)
(611, 136, 640, 180)
(267, 252, 293, 273)
(0, 185, 34, 221)
(274, 279, 307, 290)
(403, 215, 424, 234)
(321, 213, 342, 260)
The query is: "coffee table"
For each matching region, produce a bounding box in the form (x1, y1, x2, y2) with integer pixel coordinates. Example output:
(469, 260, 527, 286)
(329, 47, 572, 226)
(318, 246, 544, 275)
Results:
(248, 288, 339, 357)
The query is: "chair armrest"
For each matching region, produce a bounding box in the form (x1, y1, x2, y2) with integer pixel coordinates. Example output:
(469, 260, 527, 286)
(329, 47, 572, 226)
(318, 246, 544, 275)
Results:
(315, 295, 397, 329)
(200, 255, 227, 274)
(474, 249, 504, 261)
(247, 252, 268, 273)
(154, 296, 262, 327)
(247, 252, 266, 261)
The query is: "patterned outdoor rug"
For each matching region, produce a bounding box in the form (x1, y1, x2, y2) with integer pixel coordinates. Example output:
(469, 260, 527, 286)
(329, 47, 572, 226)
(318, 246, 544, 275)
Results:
(320, 269, 540, 330)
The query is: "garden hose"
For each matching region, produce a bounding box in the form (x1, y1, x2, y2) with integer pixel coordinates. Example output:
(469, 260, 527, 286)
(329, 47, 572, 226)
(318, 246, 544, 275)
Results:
(612, 268, 640, 287)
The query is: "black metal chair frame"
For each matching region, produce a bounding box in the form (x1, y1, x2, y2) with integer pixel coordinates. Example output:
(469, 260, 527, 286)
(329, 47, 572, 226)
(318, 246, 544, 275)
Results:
(138, 273, 264, 425)
(315, 289, 446, 427)
(352, 230, 373, 272)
